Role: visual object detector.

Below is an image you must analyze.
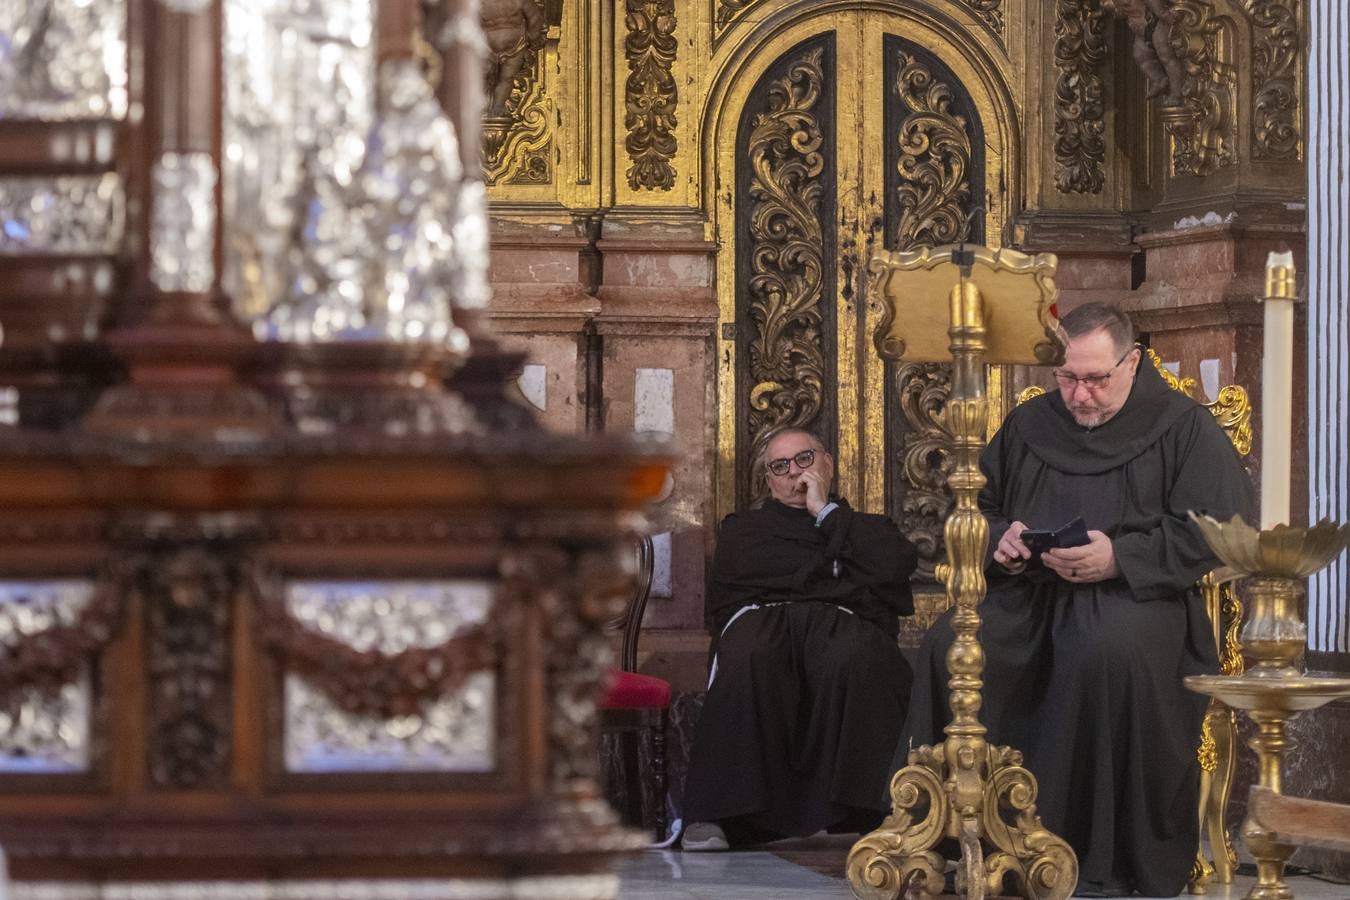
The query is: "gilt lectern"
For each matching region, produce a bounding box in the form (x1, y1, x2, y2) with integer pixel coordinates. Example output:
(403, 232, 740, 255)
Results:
(846, 245, 1076, 900)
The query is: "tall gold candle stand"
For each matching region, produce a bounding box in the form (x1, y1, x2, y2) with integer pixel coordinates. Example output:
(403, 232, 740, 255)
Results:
(847, 245, 1076, 900)
(1186, 514, 1350, 900)
(1187, 255, 1350, 900)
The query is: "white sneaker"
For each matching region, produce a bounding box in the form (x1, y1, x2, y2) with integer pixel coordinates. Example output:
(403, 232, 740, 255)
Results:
(681, 821, 730, 852)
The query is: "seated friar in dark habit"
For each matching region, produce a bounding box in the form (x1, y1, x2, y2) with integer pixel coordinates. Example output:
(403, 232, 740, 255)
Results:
(900, 302, 1254, 898)
(680, 428, 917, 852)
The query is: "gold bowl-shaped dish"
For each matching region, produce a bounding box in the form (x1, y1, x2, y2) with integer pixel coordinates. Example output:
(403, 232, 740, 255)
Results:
(1189, 513, 1350, 578)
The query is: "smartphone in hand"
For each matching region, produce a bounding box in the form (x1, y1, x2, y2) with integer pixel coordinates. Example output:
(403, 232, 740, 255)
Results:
(1020, 517, 1089, 560)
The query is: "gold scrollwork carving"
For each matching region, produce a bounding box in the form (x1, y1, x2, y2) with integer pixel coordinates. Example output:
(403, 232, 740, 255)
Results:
(848, 756, 949, 899)
(744, 48, 828, 487)
(1017, 385, 1047, 405)
(894, 54, 974, 250)
(850, 743, 1077, 899)
(982, 748, 1080, 899)
(1164, 0, 1238, 177)
(889, 53, 974, 582)
(1053, 0, 1108, 194)
(624, 0, 678, 191)
(1198, 712, 1219, 772)
(1206, 383, 1253, 456)
(897, 361, 954, 582)
(1242, 0, 1300, 161)
(1147, 348, 1197, 395)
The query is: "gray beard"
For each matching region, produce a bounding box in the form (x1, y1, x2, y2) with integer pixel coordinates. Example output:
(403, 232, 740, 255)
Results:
(1072, 410, 1107, 429)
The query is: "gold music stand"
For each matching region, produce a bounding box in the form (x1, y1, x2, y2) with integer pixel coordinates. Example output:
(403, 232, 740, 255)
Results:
(847, 245, 1076, 900)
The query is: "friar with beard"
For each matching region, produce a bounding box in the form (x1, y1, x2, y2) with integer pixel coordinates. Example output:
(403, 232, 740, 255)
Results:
(679, 428, 916, 852)
(899, 303, 1252, 898)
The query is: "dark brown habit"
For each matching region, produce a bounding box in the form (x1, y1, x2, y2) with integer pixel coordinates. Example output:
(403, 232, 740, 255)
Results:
(683, 497, 917, 842)
(901, 361, 1253, 897)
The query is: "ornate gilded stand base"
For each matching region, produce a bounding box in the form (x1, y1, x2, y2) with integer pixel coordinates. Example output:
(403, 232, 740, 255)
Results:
(849, 742, 1077, 900)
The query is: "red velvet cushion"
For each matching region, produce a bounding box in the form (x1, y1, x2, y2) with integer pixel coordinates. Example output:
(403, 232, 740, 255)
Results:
(599, 669, 671, 709)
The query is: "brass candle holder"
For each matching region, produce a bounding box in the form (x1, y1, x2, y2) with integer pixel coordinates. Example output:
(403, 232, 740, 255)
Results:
(1186, 513, 1350, 900)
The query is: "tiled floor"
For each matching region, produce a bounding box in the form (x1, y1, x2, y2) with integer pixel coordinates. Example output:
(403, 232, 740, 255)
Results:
(615, 840, 1350, 900)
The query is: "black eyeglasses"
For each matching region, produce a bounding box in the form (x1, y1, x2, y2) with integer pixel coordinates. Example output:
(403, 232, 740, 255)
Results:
(1052, 347, 1137, 391)
(766, 448, 816, 477)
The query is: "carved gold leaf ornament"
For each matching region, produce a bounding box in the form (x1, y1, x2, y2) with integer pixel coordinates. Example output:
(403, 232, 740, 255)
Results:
(1053, 0, 1108, 194)
(896, 361, 955, 582)
(1242, 0, 1300, 160)
(623, 0, 678, 191)
(894, 54, 973, 251)
(1147, 348, 1198, 395)
(888, 53, 976, 583)
(744, 47, 828, 490)
(1206, 383, 1253, 456)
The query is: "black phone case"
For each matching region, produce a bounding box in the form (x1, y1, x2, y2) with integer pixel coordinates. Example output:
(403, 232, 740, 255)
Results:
(1022, 517, 1089, 558)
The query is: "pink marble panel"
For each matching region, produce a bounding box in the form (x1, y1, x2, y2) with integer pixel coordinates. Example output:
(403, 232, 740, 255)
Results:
(600, 251, 713, 289)
(488, 247, 581, 285)
(493, 332, 586, 433)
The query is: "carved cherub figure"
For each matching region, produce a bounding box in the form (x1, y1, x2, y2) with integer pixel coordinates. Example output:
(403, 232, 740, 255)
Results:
(1103, 0, 1185, 101)
(479, 0, 547, 117)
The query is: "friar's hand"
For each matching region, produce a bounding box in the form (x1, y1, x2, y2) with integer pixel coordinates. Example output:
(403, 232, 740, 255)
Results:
(1043, 530, 1119, 583)
(798, 468, 832, 517)
(993, 521, 1031, 571)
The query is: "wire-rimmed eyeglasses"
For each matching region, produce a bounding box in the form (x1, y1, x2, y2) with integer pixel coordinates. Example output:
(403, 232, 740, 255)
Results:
(1052, 346, 1137, 391)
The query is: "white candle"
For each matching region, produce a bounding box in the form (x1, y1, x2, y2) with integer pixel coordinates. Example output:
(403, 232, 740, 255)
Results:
(1259, 251, 1296, 529)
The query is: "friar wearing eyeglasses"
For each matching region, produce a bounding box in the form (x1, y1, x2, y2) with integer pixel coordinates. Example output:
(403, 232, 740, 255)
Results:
(899, 302, 1252, 898)
(680, 428, 917, 852)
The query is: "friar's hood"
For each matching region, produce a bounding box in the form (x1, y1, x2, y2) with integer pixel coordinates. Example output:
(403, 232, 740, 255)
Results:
(1011, 354, 1198, 475)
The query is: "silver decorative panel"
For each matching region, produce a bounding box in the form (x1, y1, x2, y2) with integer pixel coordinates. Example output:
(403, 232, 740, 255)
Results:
(0, 580, 96, 774)
(0, 0, 128, 120)
(150, 152, 217, 293)
(0, 174, 124, 255)
(283, 580, 496, 773)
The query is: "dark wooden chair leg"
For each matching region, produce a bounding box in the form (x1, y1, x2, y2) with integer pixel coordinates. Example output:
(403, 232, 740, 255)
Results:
(651, 711, 668, 842)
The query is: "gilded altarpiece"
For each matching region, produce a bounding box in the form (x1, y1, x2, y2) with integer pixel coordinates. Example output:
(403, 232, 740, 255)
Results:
(476, 0, 1302, 650)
